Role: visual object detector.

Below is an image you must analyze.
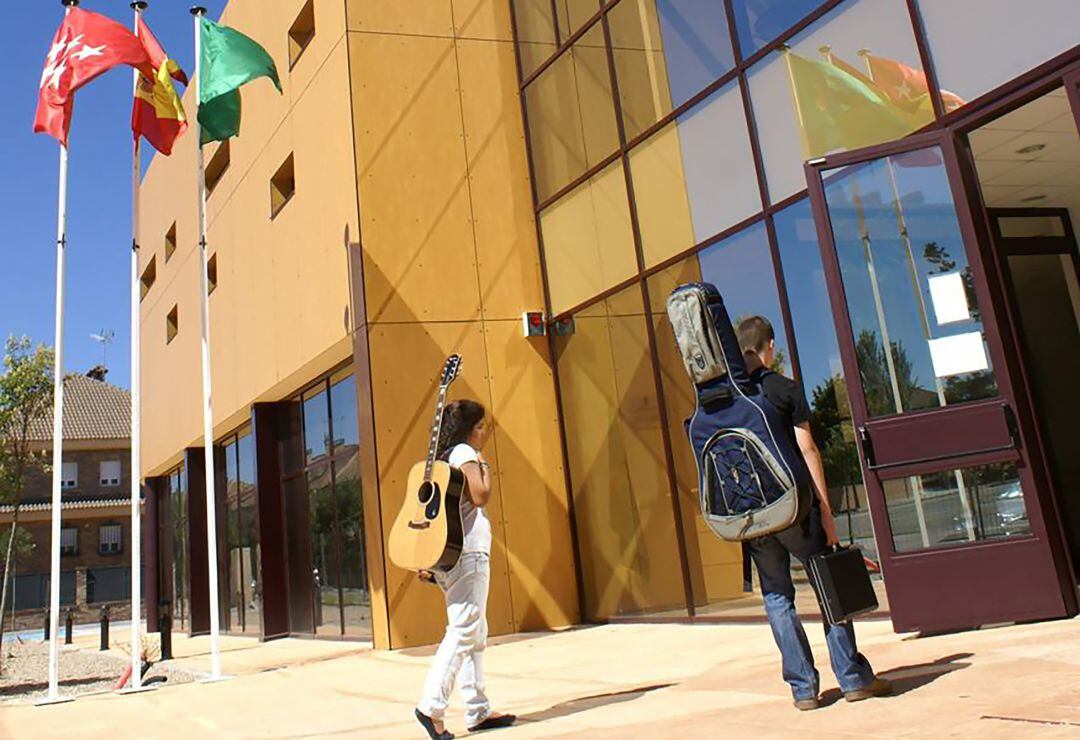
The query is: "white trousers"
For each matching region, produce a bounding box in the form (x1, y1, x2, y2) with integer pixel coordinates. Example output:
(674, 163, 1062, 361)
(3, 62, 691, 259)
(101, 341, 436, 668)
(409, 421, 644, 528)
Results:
(417, 552, 491, 727)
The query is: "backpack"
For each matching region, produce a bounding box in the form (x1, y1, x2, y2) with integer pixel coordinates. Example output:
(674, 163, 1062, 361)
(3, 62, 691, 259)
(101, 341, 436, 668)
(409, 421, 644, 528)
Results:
(666, 283, 811, 541)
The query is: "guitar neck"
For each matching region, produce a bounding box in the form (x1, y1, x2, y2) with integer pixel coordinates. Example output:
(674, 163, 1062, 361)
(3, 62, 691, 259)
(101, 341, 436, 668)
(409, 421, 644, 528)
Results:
(424, 385, 449, 481)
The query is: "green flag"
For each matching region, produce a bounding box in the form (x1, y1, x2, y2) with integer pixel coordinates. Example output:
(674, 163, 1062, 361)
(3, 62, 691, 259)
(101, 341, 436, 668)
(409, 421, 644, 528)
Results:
(198, 17, 281, 144)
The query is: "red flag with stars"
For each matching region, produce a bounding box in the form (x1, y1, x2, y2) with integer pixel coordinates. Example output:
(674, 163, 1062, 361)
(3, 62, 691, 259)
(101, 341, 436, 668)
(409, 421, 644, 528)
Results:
(34, 7, 154, 145)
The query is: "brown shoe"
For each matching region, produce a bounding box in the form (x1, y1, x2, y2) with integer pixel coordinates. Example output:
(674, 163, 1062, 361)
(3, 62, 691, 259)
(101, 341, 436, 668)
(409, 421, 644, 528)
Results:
(794, 696, 820, 711)
(843, 677, 893, 703)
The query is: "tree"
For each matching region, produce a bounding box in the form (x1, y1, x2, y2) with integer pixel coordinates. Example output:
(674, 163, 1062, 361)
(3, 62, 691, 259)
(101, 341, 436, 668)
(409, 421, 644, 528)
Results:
(855, 329, 920, 417)
(0, 336, 54, 671)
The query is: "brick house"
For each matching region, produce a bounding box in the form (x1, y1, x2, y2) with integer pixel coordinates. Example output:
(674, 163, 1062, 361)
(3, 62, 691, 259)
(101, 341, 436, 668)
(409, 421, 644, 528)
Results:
(1, 369, 136, 629)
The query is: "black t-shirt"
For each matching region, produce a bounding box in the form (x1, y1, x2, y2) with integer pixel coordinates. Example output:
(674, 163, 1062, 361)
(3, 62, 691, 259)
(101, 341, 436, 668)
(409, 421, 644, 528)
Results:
(750, 367, 811, 450)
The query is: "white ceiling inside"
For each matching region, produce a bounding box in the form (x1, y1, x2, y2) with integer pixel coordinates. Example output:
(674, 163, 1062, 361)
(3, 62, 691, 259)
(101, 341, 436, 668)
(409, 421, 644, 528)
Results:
(970, 89, 1080, 211)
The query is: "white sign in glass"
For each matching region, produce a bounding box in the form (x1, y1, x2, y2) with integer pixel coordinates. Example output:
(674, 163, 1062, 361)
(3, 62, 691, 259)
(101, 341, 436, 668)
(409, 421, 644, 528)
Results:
(928, 332, 990, 378)
(928, 272, 971, 325)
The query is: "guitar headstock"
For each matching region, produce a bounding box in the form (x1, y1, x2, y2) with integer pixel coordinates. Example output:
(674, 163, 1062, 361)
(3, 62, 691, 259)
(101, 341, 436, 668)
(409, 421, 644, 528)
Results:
(440, 354, 463, 389)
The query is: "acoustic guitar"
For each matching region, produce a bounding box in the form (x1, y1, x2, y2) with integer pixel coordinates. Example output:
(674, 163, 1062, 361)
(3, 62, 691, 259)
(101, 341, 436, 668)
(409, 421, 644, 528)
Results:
(388, 354, 466, 573)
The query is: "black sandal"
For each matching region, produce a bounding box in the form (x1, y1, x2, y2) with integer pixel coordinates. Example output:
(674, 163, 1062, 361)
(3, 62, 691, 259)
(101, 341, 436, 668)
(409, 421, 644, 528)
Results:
(468, 713, 517, 732)
(415, 708, 454, 740)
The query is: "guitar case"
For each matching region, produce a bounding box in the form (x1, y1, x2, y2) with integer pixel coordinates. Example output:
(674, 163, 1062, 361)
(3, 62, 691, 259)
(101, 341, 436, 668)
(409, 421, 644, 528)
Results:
(667, 283, 811, 541)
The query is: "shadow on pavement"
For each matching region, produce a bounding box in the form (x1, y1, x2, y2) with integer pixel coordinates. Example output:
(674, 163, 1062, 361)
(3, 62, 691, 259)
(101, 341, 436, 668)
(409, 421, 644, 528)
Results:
(517, 684, 675, 724)
(819, 652, 974, 706)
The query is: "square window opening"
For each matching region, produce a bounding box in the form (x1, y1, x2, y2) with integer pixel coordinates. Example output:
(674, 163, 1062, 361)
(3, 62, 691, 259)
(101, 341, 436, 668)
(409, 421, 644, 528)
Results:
(100, 460, 121, 487)
(289, 0, 316, 69)
(270, 154, 296, 218)
(165, 222, 177, 262)
(166, 305, 179, 345)
(205, 140, 231, 195)
(140, 255, 157, 300)
(208, 253, 218, 295)
(61, 461, 78, 490)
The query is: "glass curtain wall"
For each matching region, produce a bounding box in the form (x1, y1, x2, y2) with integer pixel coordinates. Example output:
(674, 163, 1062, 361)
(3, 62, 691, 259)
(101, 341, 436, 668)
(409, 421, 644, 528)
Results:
(284, 369, 371, 639)
(511, 0, 1078, 616)
(218, 428, 262, 635)
(167, 466, 189, 630)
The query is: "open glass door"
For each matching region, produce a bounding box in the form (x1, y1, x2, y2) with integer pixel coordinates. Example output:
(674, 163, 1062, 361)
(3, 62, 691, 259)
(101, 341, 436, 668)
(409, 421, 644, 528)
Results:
(805, 131, 1078, 633)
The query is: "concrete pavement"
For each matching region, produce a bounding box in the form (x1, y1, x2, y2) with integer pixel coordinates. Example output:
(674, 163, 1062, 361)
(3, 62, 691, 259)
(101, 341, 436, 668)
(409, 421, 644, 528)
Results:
(2, 616, 1079, 738)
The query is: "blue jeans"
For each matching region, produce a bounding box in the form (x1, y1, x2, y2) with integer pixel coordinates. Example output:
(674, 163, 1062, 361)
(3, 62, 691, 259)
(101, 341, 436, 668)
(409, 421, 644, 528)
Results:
(748, 508, 876, 700)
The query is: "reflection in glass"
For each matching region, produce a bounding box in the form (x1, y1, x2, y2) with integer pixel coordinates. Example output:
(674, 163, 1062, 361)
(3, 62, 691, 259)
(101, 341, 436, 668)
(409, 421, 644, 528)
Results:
(629, 81, 760, 267)
(223, 438, 242, 631)
(731, 0, 825, 56)
(884, 462, 1030, 552)
(823, 148, 998, 419)
(169, 467, 189, 630)
(697, 222, 791, 376)
(308, 455, 342, 636)
(557, 0, 602, 40)
(554, 286, 687, 619)
(330, 375, 371, 638)
(774, 199, 875, 559)
(917, 0, 1080, 104)
(525, 23, 619, 202)
(237, 432, 261, 634)
(511, 0, 559, 78)
(747, 0, 933, 202)
(539, 160, 637, 315)
(609, 0, 735, 140)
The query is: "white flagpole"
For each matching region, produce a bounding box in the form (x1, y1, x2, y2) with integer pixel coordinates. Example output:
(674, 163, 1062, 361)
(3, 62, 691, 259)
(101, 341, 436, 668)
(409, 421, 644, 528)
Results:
(43, 0, 80, 706)
(190, 4, 223, 681)
(128, 0, 148, 693)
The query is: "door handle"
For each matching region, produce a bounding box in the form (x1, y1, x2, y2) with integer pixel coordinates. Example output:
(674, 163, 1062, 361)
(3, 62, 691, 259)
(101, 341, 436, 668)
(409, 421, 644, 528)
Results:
(857, 425, 876, 469)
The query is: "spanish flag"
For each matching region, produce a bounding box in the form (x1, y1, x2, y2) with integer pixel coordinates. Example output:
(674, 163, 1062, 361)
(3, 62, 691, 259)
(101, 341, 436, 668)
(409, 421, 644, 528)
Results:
(132, 17, 188, 156)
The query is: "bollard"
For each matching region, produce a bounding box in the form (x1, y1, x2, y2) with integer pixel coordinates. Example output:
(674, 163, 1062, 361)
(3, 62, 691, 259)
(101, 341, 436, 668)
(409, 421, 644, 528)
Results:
(158, 600, 173, 661)
(43, 609, 50, 642)
(64, 608, 74, 645)
(100, 605, 110, 651)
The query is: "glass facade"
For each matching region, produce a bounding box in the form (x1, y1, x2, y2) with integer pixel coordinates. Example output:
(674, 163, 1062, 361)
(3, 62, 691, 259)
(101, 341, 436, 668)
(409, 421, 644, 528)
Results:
(165, 465, 189, 630)
(219, 429, 261, 634)
(514, 0, 1075, 616)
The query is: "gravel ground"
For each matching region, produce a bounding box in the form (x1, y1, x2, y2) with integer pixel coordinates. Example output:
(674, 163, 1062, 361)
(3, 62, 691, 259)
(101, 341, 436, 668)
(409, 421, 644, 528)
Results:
(0, 639, 197, 704)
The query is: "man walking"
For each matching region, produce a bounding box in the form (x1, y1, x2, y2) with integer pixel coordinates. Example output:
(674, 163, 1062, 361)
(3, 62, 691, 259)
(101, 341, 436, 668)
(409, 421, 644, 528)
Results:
(737, 316, 892, 710)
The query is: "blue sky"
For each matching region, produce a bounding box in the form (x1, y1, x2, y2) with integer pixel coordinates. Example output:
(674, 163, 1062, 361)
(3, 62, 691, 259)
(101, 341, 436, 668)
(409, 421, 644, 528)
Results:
(0, 0, 226, 390)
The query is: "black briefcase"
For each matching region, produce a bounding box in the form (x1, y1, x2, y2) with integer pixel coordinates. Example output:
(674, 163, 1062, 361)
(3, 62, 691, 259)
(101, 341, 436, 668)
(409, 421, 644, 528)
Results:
(807, 545, 878, 625)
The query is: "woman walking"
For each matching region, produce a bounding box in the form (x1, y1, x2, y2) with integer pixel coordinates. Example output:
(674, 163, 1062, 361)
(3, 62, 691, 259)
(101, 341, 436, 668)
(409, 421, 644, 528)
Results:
(415, 400, 516, 739)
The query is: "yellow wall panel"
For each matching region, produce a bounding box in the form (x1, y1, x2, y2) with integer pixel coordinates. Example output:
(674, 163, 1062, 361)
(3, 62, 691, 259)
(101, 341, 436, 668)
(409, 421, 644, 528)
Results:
(346, 0, 454, 36)
(628, 123, 696, 268)
(349, 32, 483, 324)
(482, 320, 579, 630)
(455, 39, 544, 321)
(452, 0, 515, 41)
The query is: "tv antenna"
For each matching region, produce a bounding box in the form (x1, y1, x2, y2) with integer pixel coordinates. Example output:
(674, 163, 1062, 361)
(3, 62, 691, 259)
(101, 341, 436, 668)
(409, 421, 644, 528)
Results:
(90, 329, 115, 367)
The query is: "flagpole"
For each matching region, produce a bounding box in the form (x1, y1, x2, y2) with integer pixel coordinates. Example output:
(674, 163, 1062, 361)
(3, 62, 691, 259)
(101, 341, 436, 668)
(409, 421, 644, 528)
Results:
(128, 0, 148, 693)
(190, 4, 223, 681)
(43, 0, 80, 706)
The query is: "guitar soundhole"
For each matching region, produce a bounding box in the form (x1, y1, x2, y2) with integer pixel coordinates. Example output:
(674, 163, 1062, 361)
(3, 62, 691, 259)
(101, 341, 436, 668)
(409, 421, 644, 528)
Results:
(418, 481, 436, 504)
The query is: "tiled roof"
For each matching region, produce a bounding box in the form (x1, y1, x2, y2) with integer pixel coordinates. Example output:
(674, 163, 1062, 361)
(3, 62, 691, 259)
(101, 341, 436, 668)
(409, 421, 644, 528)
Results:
(27, 374, 131, 442)
(0, 498, 131, 513)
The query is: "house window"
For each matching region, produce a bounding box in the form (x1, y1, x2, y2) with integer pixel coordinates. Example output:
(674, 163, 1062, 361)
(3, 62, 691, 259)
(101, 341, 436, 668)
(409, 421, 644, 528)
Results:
(99, 524, 122, 556)
(270, 154, 295, 218)
(60, 527, 78, 556)
(205, 140, 231, 195)
(61, 462, 78, 489)
(167, 305, 179, 344)
(165, 222, 177, 262)
(100, 461, 121, 487)
(208, 253, 218, 295)
(140, 256, 157, 300)
(289, 0, 316, 69)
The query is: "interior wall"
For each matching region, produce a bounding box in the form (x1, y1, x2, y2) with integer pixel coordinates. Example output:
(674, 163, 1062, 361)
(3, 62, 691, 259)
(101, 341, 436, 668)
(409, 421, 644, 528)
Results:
(346, 0, 579, 648)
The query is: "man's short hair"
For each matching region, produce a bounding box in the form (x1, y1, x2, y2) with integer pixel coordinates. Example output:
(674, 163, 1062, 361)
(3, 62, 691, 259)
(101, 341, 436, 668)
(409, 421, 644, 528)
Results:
(737, 316, 775, 354)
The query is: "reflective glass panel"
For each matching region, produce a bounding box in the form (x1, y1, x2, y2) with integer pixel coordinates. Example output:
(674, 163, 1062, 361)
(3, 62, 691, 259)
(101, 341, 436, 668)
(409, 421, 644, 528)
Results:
(630, 80, 760, 267)
(884, 462, 1030, 552)
(512, 0, 560, 78)
(918, 0, 1080, 105)
(237, 431, 261, 635)
(731, 0, 825, 56)
(609, 0, 736, 140)
(223, 439, 242, 631)
(303, 388, 331, 464)
(557, 0, 602, 39)
(748, 0, 933, 202)
(554, 286, 687, 619)
(540, 159, 637, 314)
(822, 148, 998, 418)
(330, 375, 371, 639)
(525, 23, 619, 202)
(774, 199, 875, 558)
